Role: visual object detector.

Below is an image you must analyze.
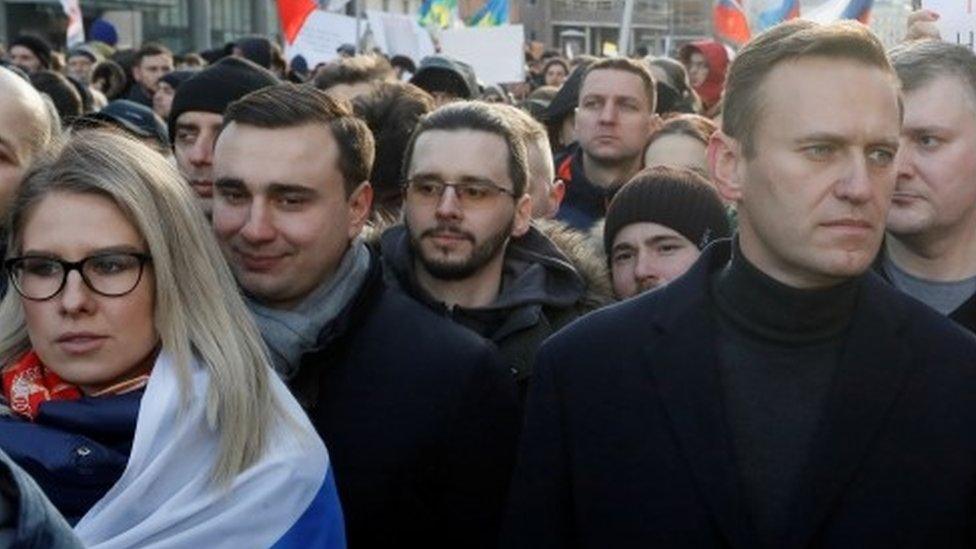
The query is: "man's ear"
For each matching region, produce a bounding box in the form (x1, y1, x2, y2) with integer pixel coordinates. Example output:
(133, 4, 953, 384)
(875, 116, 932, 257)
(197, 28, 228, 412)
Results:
(708, 131, 745, 204)
(347, 181, 373, 239)
(511, 192, 533, 238)
(548, 179, 566, 219)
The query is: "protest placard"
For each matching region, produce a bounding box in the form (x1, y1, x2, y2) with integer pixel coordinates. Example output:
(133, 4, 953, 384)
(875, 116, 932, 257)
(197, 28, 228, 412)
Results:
(366, 10, 435, 62)
(284, 10, 359, 66)
(439, 25, 525, 84)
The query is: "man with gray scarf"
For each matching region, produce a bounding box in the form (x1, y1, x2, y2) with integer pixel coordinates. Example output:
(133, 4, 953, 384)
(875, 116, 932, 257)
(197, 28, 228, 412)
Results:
(211, 83, 519, 549)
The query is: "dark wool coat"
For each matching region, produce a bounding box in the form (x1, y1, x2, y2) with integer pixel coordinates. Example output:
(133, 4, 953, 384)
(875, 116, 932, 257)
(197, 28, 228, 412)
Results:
(288, 248, 520, 549)
(503, 239, 976, 549)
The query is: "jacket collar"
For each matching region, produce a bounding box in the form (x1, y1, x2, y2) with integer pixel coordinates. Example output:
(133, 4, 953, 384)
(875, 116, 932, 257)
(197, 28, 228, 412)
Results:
(643, 239, 915, 548)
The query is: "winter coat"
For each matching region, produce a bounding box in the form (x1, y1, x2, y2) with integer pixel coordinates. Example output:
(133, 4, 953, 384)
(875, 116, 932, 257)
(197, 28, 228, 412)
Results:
(0, 448, 83, 548)
(288, 247, 520, 549)
(379, 222, 609, 393)
(0, 391, 141, 525)
(503, 239, 976, 548)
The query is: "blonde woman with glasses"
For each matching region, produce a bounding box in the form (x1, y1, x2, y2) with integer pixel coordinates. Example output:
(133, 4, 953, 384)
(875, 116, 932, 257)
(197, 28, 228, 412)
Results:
(0, 130, 345, 548)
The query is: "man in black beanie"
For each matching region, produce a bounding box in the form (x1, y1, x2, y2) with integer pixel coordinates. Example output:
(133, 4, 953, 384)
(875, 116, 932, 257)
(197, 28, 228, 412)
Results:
(169, 56, 278, 216)
(7, 35, 52, 74)
(604, 166, 730, 299)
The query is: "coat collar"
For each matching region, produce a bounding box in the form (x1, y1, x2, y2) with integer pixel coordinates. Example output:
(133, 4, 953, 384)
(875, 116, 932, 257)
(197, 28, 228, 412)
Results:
(643, 239, 915, 548)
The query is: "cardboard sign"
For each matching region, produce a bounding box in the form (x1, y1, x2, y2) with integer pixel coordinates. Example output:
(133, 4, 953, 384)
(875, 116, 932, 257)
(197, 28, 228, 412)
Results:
(926, 0, 976, 48)
(366, 10, 435, 62)
(439, 25, 525, 84)
(284, 10, 359, 67)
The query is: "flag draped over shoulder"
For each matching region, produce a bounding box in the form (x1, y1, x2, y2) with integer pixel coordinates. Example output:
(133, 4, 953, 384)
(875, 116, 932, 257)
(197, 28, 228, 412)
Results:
(713, 0, 751, 46)
(276, 0, 318, 44)
(468, 0, 509, 27)
(419, 0, 459, 29)
(73, 353, 345, 549)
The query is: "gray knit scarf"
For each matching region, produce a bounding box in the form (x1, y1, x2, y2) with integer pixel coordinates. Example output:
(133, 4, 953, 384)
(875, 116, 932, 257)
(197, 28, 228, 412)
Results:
(245, 239, 371, 380)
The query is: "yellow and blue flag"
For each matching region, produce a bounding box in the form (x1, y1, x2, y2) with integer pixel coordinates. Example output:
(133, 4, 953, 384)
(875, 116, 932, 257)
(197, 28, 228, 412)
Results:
(419, 0, 458, 28)
(468, 0, 509, 27)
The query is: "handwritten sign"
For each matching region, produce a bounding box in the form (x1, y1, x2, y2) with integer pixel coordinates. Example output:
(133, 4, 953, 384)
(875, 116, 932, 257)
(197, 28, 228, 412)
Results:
(284, 11, 359, 67)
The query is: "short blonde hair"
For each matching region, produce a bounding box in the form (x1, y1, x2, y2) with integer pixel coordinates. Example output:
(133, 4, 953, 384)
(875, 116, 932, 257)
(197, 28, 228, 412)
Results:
(0, 130, 277, 484)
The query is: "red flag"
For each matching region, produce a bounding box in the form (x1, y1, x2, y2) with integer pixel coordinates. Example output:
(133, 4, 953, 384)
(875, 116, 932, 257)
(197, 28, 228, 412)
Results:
(276, 0, 317, 44)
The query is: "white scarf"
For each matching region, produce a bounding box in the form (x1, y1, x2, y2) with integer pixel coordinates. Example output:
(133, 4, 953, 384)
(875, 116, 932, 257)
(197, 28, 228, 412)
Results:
(73, 353, 345, 548)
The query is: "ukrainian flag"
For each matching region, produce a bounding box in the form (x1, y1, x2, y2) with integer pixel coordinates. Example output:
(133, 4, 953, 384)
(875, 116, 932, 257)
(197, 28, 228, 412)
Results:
(468, 0, 509, 26)
(419, 0, 458, 28)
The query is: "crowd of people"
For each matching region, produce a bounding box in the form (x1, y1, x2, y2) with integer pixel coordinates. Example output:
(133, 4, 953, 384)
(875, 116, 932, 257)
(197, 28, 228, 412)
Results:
(0, 9, 975, 548)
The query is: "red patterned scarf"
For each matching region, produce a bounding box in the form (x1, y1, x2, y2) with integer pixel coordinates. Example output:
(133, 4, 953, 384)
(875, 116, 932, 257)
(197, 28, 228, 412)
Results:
(2, 351, 81, 421)
(1, 351, 151, 421)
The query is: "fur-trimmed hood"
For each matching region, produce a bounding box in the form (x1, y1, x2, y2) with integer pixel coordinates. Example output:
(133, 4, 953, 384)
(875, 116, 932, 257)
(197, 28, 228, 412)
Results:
(364, 216, 612, 309)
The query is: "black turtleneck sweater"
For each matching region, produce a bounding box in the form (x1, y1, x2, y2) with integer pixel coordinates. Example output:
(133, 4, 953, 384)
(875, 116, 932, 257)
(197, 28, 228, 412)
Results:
(710, 243, 860, 548)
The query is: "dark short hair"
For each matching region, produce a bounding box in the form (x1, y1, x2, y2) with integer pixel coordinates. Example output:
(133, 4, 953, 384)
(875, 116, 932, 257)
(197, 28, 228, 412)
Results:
(224, 83, 375, 196)
(402, 101, 529, 197)
(890, 40, 976, 107)
(580, 57, 657, 112)
(135, 43, 172, 66)
(313, 55, 393, 91)
(29, 70, 82, 124)
(723, 19, 896, 157)
(352, 81, 433, 210)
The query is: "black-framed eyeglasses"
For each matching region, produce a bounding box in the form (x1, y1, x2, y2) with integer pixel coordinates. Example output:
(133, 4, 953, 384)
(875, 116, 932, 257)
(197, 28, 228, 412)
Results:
(402, 177, 517, 208)
(4, 252, 153, 301)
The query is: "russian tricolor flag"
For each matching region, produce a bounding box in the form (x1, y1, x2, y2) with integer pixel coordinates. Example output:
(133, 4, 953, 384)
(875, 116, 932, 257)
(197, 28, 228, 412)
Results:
(714, 0, 752, 46)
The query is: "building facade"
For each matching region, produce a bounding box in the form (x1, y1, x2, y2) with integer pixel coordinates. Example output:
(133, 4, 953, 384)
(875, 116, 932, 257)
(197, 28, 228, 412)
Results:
(520, 0, 712, 56)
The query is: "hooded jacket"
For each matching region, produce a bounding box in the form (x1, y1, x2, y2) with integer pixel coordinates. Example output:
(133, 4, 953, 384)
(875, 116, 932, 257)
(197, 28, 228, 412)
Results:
(680, 40, 729, 116)
(379, 222, 610, 390)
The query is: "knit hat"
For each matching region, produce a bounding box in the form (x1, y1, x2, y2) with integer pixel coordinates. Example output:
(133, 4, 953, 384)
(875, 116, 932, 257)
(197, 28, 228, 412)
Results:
(235, 37, 273, 69)
(90, 19, 119, 47)
(10, 35, 52, 70)
(603, 166, 731, 257)
(167, 57, 278, 143)
(159, 69, 194, 91)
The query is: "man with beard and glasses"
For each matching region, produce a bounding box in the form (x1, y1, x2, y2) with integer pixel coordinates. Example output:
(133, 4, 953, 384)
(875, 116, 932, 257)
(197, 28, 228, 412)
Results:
(211, 84, 519, 549)
(380, 102, 603, 396)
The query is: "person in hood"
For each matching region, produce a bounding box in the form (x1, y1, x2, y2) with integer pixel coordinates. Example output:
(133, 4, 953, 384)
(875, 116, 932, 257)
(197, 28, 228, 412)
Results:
(381, 101, 604, 394)
(679, 40, 730, 117)
(7, 35, 52, 75)
(410, 54, 479, 107)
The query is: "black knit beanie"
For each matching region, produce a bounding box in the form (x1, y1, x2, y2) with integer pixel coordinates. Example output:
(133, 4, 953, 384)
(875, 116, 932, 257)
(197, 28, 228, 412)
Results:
(10, 35, 52, 70)
(604, 166, 731, 256)
(168, 56, 278, 143)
